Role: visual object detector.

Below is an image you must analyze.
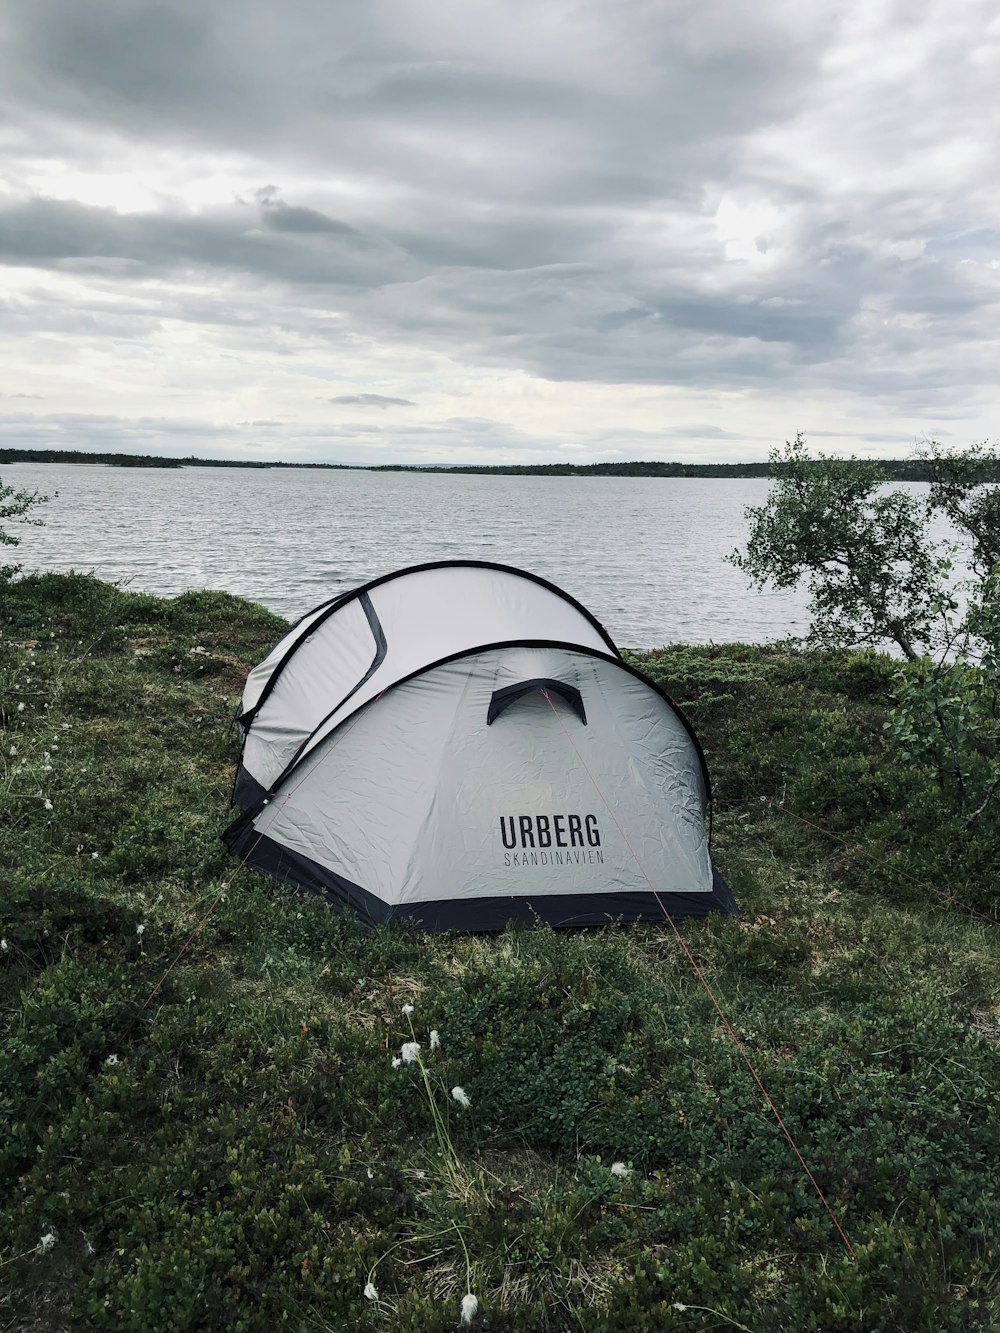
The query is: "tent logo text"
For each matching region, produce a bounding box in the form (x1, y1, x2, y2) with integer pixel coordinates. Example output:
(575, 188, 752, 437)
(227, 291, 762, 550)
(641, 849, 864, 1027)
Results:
(499, 813, 601, 850)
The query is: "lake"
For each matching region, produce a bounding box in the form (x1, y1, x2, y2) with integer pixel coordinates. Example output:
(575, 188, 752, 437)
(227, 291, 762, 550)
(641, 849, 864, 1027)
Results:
(4, 463, 815, 647)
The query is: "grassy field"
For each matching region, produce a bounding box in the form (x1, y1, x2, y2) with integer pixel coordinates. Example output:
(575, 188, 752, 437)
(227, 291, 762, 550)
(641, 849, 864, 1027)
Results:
(1, 572, 997, 1331)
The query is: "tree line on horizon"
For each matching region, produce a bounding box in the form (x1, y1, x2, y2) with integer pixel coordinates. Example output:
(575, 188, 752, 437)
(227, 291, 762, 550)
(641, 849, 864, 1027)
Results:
(3, 445, 997, 482)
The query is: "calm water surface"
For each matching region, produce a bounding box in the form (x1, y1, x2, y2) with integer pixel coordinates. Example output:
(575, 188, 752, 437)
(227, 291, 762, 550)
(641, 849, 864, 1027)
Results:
(6, 463, 812, 647)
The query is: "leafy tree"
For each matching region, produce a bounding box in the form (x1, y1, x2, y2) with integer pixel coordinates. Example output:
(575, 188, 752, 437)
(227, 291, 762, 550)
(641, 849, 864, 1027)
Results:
(1, 473, 49, 579)
(730, 434, 1000, 824)
(924, 439, 1000, 575)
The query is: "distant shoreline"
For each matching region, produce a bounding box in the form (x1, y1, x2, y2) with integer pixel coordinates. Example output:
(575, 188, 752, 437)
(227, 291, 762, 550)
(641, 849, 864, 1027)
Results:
(2, 446, 993, 482)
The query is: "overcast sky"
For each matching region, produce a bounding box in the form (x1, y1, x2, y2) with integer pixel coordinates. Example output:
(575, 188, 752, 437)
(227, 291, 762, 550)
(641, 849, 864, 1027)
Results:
(1, 0, 997, 464)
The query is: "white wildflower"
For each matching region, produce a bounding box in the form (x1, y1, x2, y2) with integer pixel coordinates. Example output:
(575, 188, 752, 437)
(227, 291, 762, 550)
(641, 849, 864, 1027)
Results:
(17, 702, 25, 712)
(363, 1280, 379, 1302)
(460, 1293, 479, 1324)
(37, 1231, 57, 1256)
(136, 923, 146, 937)
(76, 844, 83, 853)
(91, 852, 99, 860)
(401, 1041, 421, 1064)
(451, 1086, 471, 1109)
(391, 1057, 402, 1068)
(673, 1302, 688, 1313)
(1, 939, 8, 952)
(61, 722, 70, 730)
(429, 1029, 441, 1051)
(44, 799, 53, 811)
(401, 1003, 414, 1016)
(105, 1054, 119, 1066)
(8, 745, 16, 756)
(366, 1167, 373, 1180)
(43, 764, 52, 773)
(610, 1161, 631, 1178)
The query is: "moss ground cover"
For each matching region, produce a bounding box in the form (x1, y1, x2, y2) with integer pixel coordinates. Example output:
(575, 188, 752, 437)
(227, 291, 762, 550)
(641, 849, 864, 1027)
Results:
(1, 573, 997, 1331)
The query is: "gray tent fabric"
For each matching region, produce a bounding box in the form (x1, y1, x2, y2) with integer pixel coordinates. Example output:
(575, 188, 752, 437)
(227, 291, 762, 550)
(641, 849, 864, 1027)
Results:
(224, 561, 736, 929)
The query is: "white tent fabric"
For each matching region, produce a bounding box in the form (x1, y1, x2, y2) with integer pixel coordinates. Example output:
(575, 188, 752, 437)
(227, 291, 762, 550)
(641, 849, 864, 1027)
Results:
(236, 562, 616, 799)
(225, 561, 736, 930)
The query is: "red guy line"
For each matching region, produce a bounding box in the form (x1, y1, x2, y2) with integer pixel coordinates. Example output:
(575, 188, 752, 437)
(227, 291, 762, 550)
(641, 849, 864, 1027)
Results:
(541, 688, 857, 1261)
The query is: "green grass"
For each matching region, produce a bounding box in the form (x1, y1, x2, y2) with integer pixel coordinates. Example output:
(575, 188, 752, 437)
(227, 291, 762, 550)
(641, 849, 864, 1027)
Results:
(1, 573, 997, 1331)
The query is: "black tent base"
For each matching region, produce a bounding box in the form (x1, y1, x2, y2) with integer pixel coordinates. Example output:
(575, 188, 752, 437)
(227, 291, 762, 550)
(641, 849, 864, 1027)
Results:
(222, 820, 738, 932)
(232, 763, 269, 811)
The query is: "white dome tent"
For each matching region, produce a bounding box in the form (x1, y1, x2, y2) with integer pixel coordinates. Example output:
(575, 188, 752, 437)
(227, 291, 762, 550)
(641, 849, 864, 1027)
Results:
(224, 561, 736, 929)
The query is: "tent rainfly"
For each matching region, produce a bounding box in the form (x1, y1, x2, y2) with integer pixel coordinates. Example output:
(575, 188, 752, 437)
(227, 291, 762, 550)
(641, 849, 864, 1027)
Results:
(224, 561, 737, 930)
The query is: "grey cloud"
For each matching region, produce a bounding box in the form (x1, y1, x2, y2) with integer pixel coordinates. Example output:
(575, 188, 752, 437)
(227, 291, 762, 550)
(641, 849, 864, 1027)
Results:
(4, 3, 813, 139)
(261, 205, 356, 236)
(649, 294, 844, 353)
(255, 188, 359, 236)
(0, 196, 418, 288)
(329, 394, 414, 407)
(658, 425, 758, 440)
(357, 264, 833, 388)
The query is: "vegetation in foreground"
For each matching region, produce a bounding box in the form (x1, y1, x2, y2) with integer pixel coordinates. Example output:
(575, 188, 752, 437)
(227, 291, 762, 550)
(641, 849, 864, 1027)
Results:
(1, 572, 998, 1331)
